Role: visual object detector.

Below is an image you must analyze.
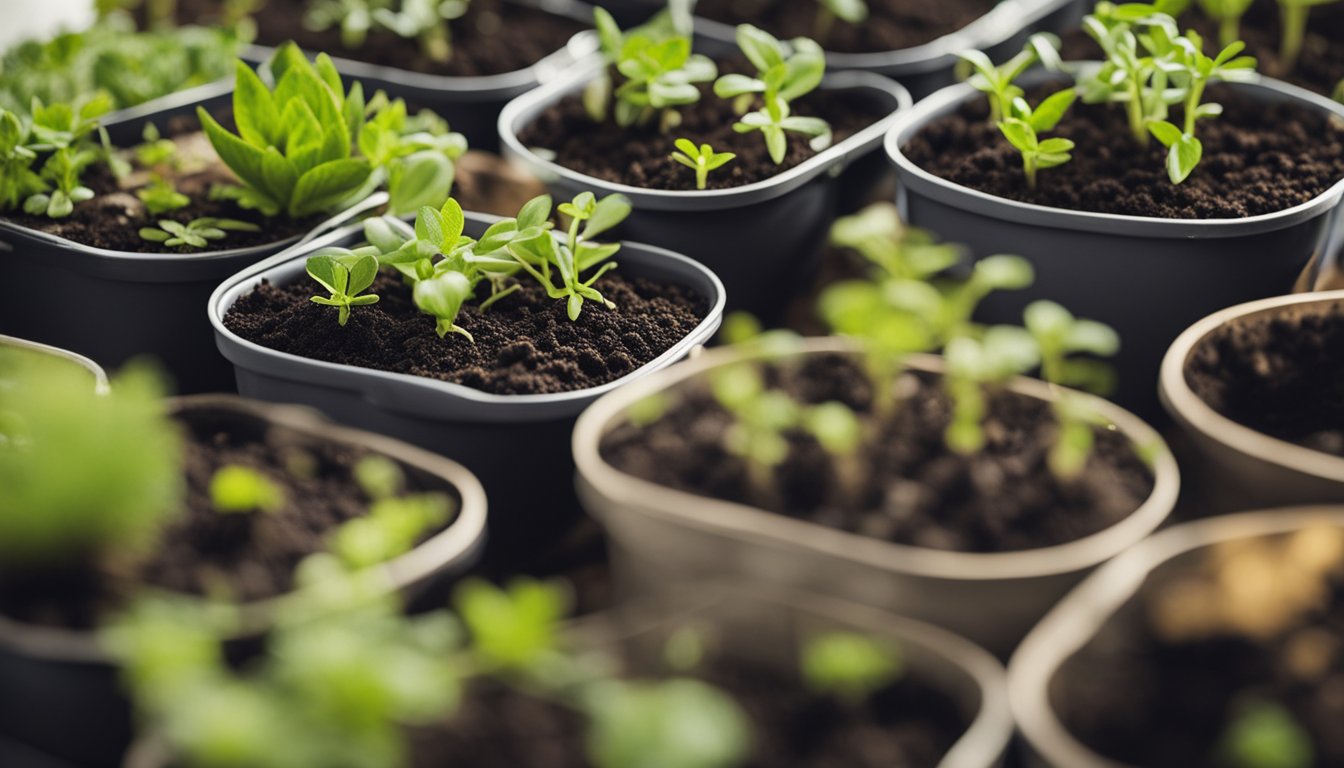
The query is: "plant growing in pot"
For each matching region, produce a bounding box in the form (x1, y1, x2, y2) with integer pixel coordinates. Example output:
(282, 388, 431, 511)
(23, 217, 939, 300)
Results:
(114, 576, 1014, 768)
(153, 0, 593, 149)
(0, 354, 487, 767)
(499, 12, 910, 319)
(887, 10, 1344, 418)
(1159, 290, 1344, 515)
(572, 205, 1180, 654)
(1011, 509, 1344, 768)
(0, 42, 469, 393)
(210, 192, 723, 566)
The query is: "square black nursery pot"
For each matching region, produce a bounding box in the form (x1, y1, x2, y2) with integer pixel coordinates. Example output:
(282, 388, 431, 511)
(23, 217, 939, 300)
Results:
(208, 212, 726, 569)
(885, 70, 1344, 421)
(499, 60, 911, 321)
(0, 396, 487, 768)
(241, 0, 599, 152)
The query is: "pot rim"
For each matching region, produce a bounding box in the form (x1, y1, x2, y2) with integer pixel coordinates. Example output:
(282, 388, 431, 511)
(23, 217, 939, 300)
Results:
(1159, 289, 1344, 484)
(497, 60, 913, 211)
(572, 336, 1180, 581)
(1008, 507, 1344, 768)
(207, 210, 727, 411)
(0, 393, 488, 664)
(242, 0, 599, 94)
(0, 333, 109, 392)
(884, 70, 1344, 237)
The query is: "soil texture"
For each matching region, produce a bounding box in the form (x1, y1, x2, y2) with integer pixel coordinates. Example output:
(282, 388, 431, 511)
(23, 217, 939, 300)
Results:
(600, 353, 1156, 553)
(1186, 303, 1344, 456)
(902, 86, 1344, 219)
(695, 0, 998, 54)
(224, 273, 707, 395)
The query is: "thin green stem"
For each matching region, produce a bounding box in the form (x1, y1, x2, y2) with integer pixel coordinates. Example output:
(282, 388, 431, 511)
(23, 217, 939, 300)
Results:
(1127, 78, 1149, 146)
(1219, 15, 1240, 48)
(1184, 78, 1207, 135)
(1279, 2, 1307, 73)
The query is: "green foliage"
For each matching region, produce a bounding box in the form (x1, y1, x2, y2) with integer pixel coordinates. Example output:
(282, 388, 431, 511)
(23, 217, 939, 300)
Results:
(306, 0, 469, 62)
(454, 577, 569, 673)
(307, 250, 382, 326)
(1197, 0, 1255, 47)
(587, 8, 717, 130)
(331, 493, 454, 569)
(139, 217, 259, 249)
(0, 110, 45, 213)
(305, 0, 390, 49)
(998, 89, 1076, 188)
(815, 0, 868, 40)
(957, 34, 1062, 123)
(0, 355, 181, 565)
(209, 465, 285, 514)
(0, 19, 241, 117)
(733, 95, 831, 165)
(357, 93, 467, 216)
(4, 95, 113, 218)
(137, 176, 190, 214)
(511, 192, 632, 320)
(714, 25, 825, 114)
(353, 455, 404, 499)
(670, 138, 736, 189)
(943, 326, 1040, 454)
(800, 633, 902, 705)
(1275, 0, 1341, 72)
(1218, 700, 1314, 768)
(135, 123, 178, 169)
(1145, 35, 1256, 183)
(585, 678, 752, 768)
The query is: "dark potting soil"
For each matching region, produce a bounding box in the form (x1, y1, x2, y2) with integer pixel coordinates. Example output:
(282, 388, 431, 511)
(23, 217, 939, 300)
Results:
(515, 82, 891, 191)
(223, 273, 707, 396)
(600, 354, 1156, 553)
(169, 0, 583, 78)
(1050, 543, 1344, 767)
(1060, 0, 1344, 98)
(902, 86, 1344, 219)
(0, 414, 448, 631)
(1185, 303, 1344, 456)
(409, 659, 966, 767)
(694, 0, 998, 54)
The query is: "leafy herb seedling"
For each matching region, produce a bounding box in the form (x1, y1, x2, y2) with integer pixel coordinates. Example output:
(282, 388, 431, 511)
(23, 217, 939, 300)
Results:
(1147, 34, 1256, 183)
(331, 492, 453, 568)
(307, 250, 381, 326)
(801, 633, 902, 706)
(720, 25, 831, 164)
(1079, 10, 1184, 147)
(305, 0, 388, 50)
(374, 0, 470, 63)
(137, 176, 190, 214)
(943, 326, 1040, 454)
(999, 90, 1077, 188)
(957, 34, 1063, 123)
(670, 138, 736, 189)
(139, 217, 259, 249)
(3, 95, 113, 218)
(508, 192, 632, 320)
(209, 465, 284, 514)
(593, 9, 717, 131)
(135, 122, 178, 169)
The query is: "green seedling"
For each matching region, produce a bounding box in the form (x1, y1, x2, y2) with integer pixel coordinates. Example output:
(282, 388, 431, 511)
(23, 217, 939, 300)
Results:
(135, 122, 178, 169)
(999, 89, 1076, 188)
(454, 577, 569, 673)
(508, 192, 632, 320)
(331, 492, 454, 568)
(734, 96, 831, 165)
(0, 110, 42, 212)
(1022, 300, 1120, 478)
(13, 95, 112, 218)
(373, 0, 470, 63)
(414, 270, 477, 341)
(139, 217, 258, 249)
(137, 176, 190, 214)
(1276, 0, 1340, 72)
(209, 465, 285, 514)
(957, 34, 1062, 123)
(815, 0, 868, 40)
(604, 17, 717, 131)
(1197, 0, 1255, 47)
(584, 7, 684, 122)
(1218, 700, 1313, 768)
(670, 138, 736, 189)
(305, 0, 389, 49)
(943, 326, 1041, 454)
(585, 678, 752, 768)
(1080, 10, 1184, 147)
(1146, 34, 1256, 183)
(307, 250, 381, 326)
(713, 25, 825, 115)
(801, 633, 902, 705)
(353, 454, 404, 499)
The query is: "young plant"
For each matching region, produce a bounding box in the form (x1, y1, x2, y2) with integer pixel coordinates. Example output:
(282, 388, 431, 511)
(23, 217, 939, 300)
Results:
(358, 91, 467, 215)
(670, 138, 736, 189)
(307, 250, 382, 326)
(1217, 700, 1314, 768)
(597, 12, 717, 131)
(507, 192, 632, 320)
(1276, 0, 1341, 72)
(942, 326, 1041, 454)
(584, 7, 680, 121)
(800, 633, 902, 706)
(1146, 35, 1256, 183)
(1022, 300, 1120, 478)
(814, 0, 868, 41)
(373, 0, 471, 63)
(1079, 10, 1184, 147)
(713, 25, 825, 115)
(137, 176, 190, 214)
(734, 96, 831, 165)
(134, 123, 179, 169)
(305, 0, 389, 50)
(16, 95, 112, 218)
(998, 90, 1076, 188)
(0, 110, 44, 213)
(1197, 0, 1255, 47)
(209, 465, 285, 513)
(139, 217, 259, 249)
(330, 492, 453, 568)
(957, 34, 1063, 123)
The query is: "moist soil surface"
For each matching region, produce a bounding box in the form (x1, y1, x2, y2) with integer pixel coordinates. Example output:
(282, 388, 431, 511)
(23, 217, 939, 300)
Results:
(516, 78, 890, 191)
(600, 353, 1156, 553)
(1060, 0, 1344, 98)
(695, 0, 998, 54)
(224, 273, 707, 396)
(1185, 303, 1344, 456)
(410, 659, 966, 767)
(0, 412, 450, 631)
(1051, 544, 1344, 767)
(167, 0, 584, 78)
(902, 86, 1344, 219)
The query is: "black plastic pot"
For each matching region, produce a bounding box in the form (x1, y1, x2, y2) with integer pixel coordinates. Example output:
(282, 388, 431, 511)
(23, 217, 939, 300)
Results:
(0, 85, 379, 394)
(885, 71, 1344, 420)
(242, 0, 598, 152)
(0, 395, 487, 768)
(209, 212, 726, 567)
(499, 60, 910, 320)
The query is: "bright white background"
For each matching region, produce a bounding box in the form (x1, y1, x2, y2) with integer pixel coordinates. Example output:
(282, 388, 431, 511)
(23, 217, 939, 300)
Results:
(0, 0, 94, 50)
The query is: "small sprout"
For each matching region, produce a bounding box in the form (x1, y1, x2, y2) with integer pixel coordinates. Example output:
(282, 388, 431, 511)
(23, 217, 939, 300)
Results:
(331, 492, 453, 569)
(803, 401, 862, 457)
(508, 192, 631, 320)
(957, 34, 1062, 123)
(305, 0, 380, 49)
(1080, 11, 1184, 147)
(138, 217, 259, 249)
(943, 326, 1040, 454)
(999, 89, 1076, 189)
(670, 138, 736, 190)
(815, 0, 868, 40)
(353, 455, 404, 500)
(801, 632, 902, 705)
(136, 176, 190, 215)
(134, 122, 177, 168)
(713, 25, 825, 115)
(1198, 0, 1255, 48)
(414, 270, 477, 341)
(1147, 36, 1256, 183)
(734, 96, 831, 165)
(585, 678, 752, 768)
(1218, 700, 1313, 768)
(373, 0, 470, 63)
(307, 250, 382, 326)
(829, 203, 960, 281)
(605, 22, 717, 131)
(454, 577, 570, 672)
(626, 392, 672, 427)
(208, 465, 285, 514)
